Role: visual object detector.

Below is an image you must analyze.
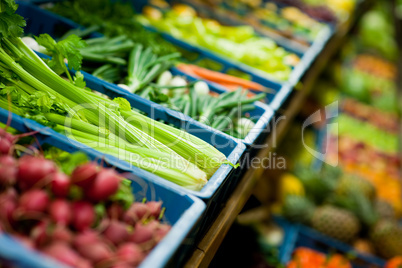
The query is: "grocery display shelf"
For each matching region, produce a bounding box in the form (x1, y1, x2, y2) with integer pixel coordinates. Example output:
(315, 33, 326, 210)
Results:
(183, 1, 372, 266)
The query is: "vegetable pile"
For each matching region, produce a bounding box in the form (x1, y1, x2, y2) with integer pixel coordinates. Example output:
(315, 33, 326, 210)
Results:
(23, 5, 267, 139)
(0, 126, 171, 268)
(138, 3, 300, 81)
(1, 1, 232, 191)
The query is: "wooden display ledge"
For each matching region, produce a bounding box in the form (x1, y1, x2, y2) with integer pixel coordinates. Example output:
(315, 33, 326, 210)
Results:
(184, 3, 371, 267)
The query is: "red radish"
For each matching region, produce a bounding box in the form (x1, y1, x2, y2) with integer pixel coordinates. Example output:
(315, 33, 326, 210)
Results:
(0, 129, 15, 143)
(13, 234, 35, 249)
(85, 169, 120, 202)
(0, 196, 17, 225)
(155, 224, 171, 242)
(43, 242, 82, 267)
(0, 165, 17, 188)
(103, 220, 130, 246)
(111, 264, 132, 268)
(116, 243, 145, 266)
(31, 221, 50, 248)
(19, 189, 49, 213)
(76, 241, 113, 264)
(123, 203, 149, 225)
(146, 201, 162, 218)
(0, 137, 12, 155)
(0, 155, 16, 166)
(107, 203, 124, 220)
(73, 230, 100, 248)
(17, 156, 57, 189)
(71, 163, 98, 189)
(50, 173, 70, 198)
(49, 199, 71, 225)
(130, 221, 158, 244)
(76, 259, 92, 268)
(71, 201, 95, 231)
(51, 225, 73, 244)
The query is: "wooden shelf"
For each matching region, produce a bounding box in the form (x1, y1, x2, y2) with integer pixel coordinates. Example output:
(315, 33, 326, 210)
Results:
(184, 3, 372, 267)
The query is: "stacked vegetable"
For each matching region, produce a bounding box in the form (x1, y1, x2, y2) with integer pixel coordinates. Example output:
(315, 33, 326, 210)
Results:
(0, 1, 232, 191)
(22, 1, 268, 139)
(0, 126, 171, 268)
(138, 3, 300, 81)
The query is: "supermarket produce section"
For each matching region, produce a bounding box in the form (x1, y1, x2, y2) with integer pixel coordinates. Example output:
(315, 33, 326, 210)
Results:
(0, 0, 400, 267)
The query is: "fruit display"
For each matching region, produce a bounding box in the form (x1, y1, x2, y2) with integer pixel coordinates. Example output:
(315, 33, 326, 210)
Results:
(137, 3, 300, 81)
(287, 247, 352, 268)
(276, 162, 402, 259)
(0, 126, 171, 267)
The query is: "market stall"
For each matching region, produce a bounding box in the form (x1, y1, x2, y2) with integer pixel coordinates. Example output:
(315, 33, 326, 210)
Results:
(0, 0, 400, 267)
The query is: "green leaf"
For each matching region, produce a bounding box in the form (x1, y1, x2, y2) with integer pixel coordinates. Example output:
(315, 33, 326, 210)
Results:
(73, 71, 86, 88)
(0, 0, 26, 39)
(110, 179, 134, 210)
(35, 33, 87, 75)
(113, 97, 131, 111)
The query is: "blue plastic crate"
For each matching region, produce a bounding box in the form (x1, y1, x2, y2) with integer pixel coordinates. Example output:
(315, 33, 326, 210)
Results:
(273, 217, 386, 268)
(17, 2, 274, 148)
(0, 108, 206, 268)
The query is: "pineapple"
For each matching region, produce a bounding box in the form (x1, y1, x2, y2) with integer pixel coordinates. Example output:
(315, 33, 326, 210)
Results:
(337, 174, 376, 200)
(282, 195, 315, 225)
(375, 199, 396, 219)
(370, 219, 402, 259)
(311, 205, 360, 242)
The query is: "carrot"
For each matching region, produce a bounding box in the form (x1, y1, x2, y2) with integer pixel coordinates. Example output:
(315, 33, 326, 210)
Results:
(176, 63, 197, 76)
(177, 63, 272, 92)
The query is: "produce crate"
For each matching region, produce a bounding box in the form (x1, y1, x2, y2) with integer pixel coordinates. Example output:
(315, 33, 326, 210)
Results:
(16, 1, 248, 239)
(17, 2, 274, 148)
(273, 217, 386, 268)
(0, 108, 207, 268)
(131, 0, 333, 108)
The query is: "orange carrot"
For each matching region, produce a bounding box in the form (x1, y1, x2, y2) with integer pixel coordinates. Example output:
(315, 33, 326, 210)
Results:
(177, 63, 271, 92)
(214, 82, 256, 97)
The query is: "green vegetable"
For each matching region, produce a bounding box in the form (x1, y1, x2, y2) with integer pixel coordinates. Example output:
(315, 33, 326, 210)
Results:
(0, 8, 232, 190)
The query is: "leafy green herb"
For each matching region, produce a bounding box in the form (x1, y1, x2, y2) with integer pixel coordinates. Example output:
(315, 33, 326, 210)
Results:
(35, 34, 87, 81)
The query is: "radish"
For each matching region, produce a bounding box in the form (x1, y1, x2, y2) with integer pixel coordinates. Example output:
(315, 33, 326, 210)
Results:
(75, 240, 113, 264)
(0, 189, 17, 225)
(129, 221, 157, 244)
(71, 201, 95, 231)
(30, 221, 50, 248)
(73, 230, 100, 248)
(0, 155, 16, 166)
(0, 165, 17, 188)
(107, 203, 124, 220)
(49, 199, 71, 225)
(19, 189, 49, 213)
(51, 225, 73, 244)
(71, 163, 98, 189)
(155, 224, 171, 242)
(0, 137, 12, 155)
(116, 243, 145, 266)
(146, 201, 162, 218)
(84, 169, 120, 202)
(103, 220, 129, 246)
(17, 156, 57, 189)
(43, 242, 83, 267)
(50, 172, 70, 198)
(0, 129, 15, 143)
(123, 203, 149, 225)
